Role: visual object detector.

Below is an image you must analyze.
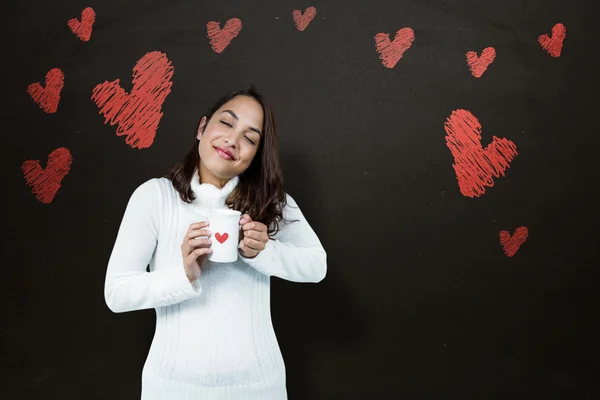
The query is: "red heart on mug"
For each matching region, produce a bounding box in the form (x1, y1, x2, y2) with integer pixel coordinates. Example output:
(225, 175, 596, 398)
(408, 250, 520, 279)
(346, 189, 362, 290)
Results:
(215, 232, 229, 244)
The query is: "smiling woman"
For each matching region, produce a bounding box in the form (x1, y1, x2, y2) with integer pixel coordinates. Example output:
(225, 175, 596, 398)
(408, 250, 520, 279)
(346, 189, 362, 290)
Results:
(103, 85, 327, 400)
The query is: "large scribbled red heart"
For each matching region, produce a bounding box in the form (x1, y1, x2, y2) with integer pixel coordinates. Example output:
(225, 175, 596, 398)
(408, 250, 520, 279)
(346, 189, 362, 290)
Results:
(215, 232, 229, 244)
(22, 148, 72, 204)
(374, 27, 415, 68)
(499, 226, 529, 257)
(444, 109, 518, 198)
(27, 68, 64, 114)
(206, 18, 242, 53)
(68, 7, 95, 42)
(466, 47, 496, 78)
(538, 23, 566, 58)
(292, 7, 317, 31)
(91, 51, 173, 149)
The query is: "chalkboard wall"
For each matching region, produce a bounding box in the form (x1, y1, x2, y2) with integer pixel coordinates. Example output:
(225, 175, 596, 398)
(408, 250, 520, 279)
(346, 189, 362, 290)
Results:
(4, 0, 599, 398)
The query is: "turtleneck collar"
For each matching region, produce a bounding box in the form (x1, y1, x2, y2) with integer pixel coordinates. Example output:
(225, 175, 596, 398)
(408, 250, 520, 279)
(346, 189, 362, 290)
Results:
(189, 168, 240, 212)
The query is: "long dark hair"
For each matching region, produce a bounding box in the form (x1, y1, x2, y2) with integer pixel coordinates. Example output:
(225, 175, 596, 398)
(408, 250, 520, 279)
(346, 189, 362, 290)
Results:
(166, 86, 296, 237)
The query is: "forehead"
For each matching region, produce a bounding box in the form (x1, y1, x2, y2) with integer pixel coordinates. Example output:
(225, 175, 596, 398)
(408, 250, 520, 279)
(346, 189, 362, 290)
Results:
(218, 96, 264, 123)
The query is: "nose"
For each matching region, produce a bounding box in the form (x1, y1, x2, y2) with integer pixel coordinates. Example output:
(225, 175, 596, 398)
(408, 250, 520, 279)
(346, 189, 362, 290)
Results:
(224, 137, 236, 147)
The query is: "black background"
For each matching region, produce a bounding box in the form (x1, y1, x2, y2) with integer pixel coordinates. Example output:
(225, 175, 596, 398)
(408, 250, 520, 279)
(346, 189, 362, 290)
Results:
(3, 0, 599, 398)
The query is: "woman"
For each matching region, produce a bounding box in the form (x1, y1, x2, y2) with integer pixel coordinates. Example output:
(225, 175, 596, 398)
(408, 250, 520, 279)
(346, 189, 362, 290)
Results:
(104, 86, 327, 399)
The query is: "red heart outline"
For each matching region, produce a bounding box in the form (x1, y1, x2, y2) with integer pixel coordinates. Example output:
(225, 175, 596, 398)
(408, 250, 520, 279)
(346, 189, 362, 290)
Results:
(68, 7, 96, 42)
(538, 23, 566, 58)
(374, 27, 415, 68)
(499, 226, 529, 257)
(22, 147, 73, 204)
(444, 109, 518, 198)
(27, 68, 64, 114)
(206, 18, 242, 53)
(292, 7, 317, 31)
(91, 51, 174, 149)
(466, 47, 496, 78)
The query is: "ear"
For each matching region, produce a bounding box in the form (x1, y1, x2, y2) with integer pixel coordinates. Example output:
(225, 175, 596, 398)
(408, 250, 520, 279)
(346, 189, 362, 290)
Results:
(196, 116, 207, 140)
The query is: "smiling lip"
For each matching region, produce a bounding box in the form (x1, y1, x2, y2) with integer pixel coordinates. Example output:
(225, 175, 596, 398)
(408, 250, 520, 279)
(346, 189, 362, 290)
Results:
(214, 147, 234, 160)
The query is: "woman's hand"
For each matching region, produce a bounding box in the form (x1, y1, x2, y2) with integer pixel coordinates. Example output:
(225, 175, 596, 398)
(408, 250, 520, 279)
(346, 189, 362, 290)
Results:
(181, 221, 213, 282)
(238, 214, 269, 258)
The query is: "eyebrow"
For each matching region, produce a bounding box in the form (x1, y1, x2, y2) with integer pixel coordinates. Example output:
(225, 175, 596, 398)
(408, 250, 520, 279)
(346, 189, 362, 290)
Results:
(222, 110, 262, 135)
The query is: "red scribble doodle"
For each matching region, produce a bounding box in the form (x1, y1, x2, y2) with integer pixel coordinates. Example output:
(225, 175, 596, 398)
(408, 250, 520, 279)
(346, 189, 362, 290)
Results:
(215, 232, 229, 244)
(374, 28, 415, 68)
(27, 68, 64, 114)
(444, 109, 518, 198)
(466, 47, 496, 78)
(292, 6, 317, 31)
(22, 148, 72, 204)
(68, 7, 96, 42)
(538, 23, 566, 58)
(499, 226, 528, 257)
(91, 51, 174, 149)
(206, 18, 242, 53)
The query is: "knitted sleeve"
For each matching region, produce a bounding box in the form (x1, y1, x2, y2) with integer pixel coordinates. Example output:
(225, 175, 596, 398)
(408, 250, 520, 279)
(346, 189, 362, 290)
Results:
(104, 179, 202, 313)
(239, 193, 327, 283)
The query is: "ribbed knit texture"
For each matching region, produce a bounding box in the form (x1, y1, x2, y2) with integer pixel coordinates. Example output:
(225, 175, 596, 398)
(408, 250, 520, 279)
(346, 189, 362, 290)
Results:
(104, 169, 327, 399)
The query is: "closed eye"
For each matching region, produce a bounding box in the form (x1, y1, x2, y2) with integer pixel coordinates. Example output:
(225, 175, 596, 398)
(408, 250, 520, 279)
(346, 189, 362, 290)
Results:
(220, 121, 232, 127)
(245, 136, 255, 145)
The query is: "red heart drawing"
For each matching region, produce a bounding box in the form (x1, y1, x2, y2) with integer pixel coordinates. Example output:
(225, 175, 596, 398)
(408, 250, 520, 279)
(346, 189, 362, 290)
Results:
(206, 18, 242, 53)
(374, 27, 415, 68)
(27, 68, 64, 114)
(22, 147, 72, 204)
(91, 51, 174, 149)
(68, 7, 96, 42)
(466, 47, 496, 78)
(499, 226, 529, 257)
(292, 6, 317, 31)
(215, 232, 229, 244)
(444, 109, 518, 198)
(538, 23, 566, 58)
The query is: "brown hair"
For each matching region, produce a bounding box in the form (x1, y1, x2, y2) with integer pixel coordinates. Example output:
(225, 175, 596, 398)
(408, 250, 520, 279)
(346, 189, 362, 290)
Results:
(165, 86, 297, 237)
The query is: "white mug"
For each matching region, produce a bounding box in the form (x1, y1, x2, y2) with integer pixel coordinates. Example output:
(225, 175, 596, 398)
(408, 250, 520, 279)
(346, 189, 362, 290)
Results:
(206, 209, 242, 263)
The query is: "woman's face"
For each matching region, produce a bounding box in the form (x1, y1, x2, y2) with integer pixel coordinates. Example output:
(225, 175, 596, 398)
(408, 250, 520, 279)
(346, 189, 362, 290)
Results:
(197, 95, 264, 185)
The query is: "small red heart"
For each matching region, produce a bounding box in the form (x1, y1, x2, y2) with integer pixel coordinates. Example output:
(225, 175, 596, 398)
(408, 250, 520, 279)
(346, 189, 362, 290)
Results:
(27, 68, 64, 114)
(292, 7, 317, 31)
(22, 147, 73, 204)
(499, 226, 529, 257)
(466, 47, 496, 78)
(215, 232, 229, 244)
(68, 7, 96, 42)
(445, 109, 518, 198)
(374, 27, 415, 68)
(91, 51, 174, 149)
(206, 18, 242, 53)
(538, 23, 566, 58)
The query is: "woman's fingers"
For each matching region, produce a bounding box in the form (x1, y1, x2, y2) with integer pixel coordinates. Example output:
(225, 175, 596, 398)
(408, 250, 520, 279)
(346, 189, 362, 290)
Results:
(242, 236, 264, 250)
(181, 236, 212, 256)
(186, 228, 212, 240)
(186, 246, 213, 262)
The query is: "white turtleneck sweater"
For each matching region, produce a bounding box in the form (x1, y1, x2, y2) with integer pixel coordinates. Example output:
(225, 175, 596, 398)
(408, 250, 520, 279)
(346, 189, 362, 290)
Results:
(104, 170, 327, 399)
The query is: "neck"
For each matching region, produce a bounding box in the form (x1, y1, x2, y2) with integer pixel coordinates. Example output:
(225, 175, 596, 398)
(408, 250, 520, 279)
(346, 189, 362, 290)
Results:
(190, 168, 240, 212)
(199, 163, 231, 189)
